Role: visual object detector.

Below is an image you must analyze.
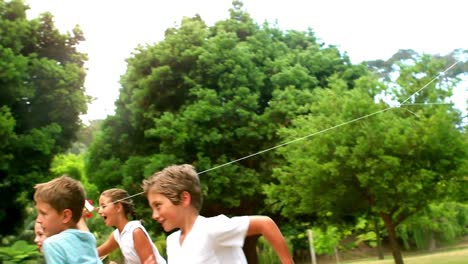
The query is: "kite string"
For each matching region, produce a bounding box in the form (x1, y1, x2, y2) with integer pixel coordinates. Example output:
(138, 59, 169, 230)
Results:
(399, 59, 461, 105)
(95, 59, 462, 209)
(94, 107, 395, 209)
(200, 58, 463, 175)
(96, 107, 396, 209)
(198, 107, 394, 174)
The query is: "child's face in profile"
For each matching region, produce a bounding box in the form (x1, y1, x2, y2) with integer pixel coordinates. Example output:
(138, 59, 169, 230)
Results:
(147, 191, 181, 232)
(35, 200, 64, 237)
(34, 222, 46, 252)
(97, 195, 120, 227)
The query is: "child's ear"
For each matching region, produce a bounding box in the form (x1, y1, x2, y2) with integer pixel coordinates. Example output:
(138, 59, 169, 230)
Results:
(62, 209, 73, 224)
(180, 191, 191, 206)
(115, 202, 123, 212)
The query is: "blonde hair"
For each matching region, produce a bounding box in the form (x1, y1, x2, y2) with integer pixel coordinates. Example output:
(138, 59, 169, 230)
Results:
(100, 188, 136, 219)
(143, 164, 203, 211)
(34, 175, 85, 223)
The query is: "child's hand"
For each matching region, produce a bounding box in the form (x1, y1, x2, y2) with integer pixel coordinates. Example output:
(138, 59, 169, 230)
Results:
(77, 201, 92, 232)
(84, 199, 95, 217)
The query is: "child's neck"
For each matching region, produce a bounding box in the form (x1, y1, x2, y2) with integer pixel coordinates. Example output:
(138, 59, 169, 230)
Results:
(116, 217, 130, 232)
(57, 222, 78, 234)
(66, 222, 78, 230)
(179, 211, 198, 245)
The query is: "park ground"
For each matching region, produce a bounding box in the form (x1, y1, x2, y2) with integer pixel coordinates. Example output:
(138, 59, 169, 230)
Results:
(300, 237, 468, 264)
(344, 247, 468, 264)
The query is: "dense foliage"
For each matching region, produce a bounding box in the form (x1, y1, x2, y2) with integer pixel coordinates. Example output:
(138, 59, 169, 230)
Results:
(0, 1, 466, 264)
(84, 2, 467, 263)
(86, 1, 365, 219)
(398, 202, 468, 250)
(264, 54, 467, 263)
(0, 0, 88, 235)
(85, 2, 367, 261)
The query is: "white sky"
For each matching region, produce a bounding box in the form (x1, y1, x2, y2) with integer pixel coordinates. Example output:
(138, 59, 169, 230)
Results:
(26, 0, 467, 122)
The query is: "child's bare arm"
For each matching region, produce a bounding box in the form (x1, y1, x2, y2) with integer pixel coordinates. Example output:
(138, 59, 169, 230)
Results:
(133, 228, 158, 263)
(77, 208, 90, 232)
(247, 216, 294, 264)
(97, 234, 119, 258)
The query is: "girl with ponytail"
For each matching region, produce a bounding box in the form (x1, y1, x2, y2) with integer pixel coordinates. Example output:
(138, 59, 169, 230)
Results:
(97, 188, 166, 264)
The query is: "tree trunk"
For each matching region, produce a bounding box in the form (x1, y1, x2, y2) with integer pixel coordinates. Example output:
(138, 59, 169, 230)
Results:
(428, 232, 436, 251)
(374, 217, 384, 260)
(380, 213, 404, 264)
(243, 235, 260, 264)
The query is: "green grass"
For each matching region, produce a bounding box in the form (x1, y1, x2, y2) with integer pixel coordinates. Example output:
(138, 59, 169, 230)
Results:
(344, 247, 468, 264)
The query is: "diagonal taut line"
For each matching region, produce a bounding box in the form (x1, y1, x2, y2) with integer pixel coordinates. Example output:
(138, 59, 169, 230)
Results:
(98, 59, 463, 206)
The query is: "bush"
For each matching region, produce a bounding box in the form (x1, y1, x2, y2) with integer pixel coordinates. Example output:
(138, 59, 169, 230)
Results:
(0, 240, 41, 263)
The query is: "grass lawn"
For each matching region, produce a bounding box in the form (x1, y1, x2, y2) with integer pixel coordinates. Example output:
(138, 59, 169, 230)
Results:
(343, 247, 468, 264)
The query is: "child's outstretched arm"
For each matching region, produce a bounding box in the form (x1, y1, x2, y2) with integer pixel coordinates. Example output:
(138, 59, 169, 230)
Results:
(98, 234, 119, 258)
(247, 216, 295, 264)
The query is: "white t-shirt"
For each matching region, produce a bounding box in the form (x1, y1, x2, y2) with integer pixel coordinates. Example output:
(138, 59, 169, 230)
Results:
(166, 215, 250, 264)
(113, 220, 166, 264)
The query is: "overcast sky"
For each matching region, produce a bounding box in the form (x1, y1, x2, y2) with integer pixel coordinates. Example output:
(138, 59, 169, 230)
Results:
(26, 0, 467, 122)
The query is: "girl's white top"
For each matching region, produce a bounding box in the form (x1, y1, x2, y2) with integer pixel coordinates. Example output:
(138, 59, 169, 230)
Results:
(113, 220, 166, 264)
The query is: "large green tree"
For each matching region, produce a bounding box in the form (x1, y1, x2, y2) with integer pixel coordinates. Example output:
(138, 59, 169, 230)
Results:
(0, 0, 88, 235)
(264, 54, 467, 264)
(86, 1, 366, 261)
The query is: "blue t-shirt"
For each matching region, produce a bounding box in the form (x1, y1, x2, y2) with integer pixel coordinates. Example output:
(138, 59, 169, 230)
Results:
(43, 229, 102, 264)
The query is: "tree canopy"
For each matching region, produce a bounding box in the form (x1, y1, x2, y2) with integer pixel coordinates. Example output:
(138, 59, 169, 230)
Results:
(0, 0, 88, 234)
(264, 54, 467, 264)
(85, 3, 467, 263)
(86, 2, 366, 215)
(85, 3, 366, 261)
(0, 1, 466, 264)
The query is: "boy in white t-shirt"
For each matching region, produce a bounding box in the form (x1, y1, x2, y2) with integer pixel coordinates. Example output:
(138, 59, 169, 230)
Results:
(142, 164, 294, 264)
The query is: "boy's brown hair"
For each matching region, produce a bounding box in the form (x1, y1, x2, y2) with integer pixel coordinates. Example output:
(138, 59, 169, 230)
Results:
(34, 175, 85, 223)
(143, 164, 203, 211)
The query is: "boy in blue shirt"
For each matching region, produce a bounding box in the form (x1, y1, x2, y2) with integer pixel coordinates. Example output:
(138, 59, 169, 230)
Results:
(34, 175, 102, 264)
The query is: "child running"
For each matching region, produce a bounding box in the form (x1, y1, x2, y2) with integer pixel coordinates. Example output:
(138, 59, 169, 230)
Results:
(142, 164, 295, 264)
(34, 175, 102, 264)
(97, 188, 166, 264)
